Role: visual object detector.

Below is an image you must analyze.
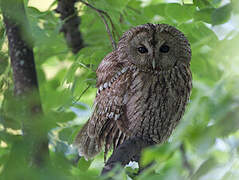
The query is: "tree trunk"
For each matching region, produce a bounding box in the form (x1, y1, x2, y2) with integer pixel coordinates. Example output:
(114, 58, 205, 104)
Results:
(1, 0, 49, 166)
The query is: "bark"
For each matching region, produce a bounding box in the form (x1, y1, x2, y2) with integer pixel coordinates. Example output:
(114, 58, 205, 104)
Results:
(101, 137, 154, 175)
(1, 0, 49, 166)
(56, 0, 84, 54)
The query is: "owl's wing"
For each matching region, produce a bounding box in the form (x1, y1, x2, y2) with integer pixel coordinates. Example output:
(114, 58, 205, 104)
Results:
(87, 51, 131, 153)
(95, 51, 123, 87)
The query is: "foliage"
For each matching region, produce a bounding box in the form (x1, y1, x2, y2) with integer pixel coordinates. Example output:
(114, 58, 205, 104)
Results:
(0, 0, 239, 179)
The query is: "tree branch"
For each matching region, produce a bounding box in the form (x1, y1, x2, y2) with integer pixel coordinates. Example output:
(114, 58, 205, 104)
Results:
(101, 137, 154, 175)
(1, 0, 49, 166)
(56, 0, 84, 54)
(79, 0, 118, 50)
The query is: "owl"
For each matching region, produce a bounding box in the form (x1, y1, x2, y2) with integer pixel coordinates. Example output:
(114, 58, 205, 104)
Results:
(75, 23, 192, 161)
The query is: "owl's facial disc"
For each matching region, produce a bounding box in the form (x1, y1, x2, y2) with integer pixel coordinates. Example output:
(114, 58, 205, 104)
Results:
(131, 31, 176, 71)
(118, 23, 191, 73)
(126, 27, 190, 71)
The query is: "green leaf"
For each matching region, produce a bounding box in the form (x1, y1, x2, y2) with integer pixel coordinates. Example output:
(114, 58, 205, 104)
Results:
(194, 8, 215, 24)
(0, 53, 8, 74)
(141, 143, 178, 166)
(232, 0, 239, 14)
(192, 157, 218, 180)
(193, 0, 213, 9)
(165, 3, 195, 23)
(78, 157, 93, 171)
(0, 21, 6, 49)
(212, 3, 232, 25)
(143, 4, 167, 21)
(58, 125, 81, 143)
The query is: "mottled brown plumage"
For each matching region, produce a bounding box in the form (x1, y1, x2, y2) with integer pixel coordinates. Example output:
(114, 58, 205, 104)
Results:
(75, 23, 192, 160)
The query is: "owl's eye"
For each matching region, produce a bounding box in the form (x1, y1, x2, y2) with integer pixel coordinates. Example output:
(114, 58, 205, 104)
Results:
(160, 44, 170, 53)
(137, 46, 148, 54)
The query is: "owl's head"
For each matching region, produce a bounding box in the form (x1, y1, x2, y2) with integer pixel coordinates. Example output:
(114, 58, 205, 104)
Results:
(117, 23, 191, 71)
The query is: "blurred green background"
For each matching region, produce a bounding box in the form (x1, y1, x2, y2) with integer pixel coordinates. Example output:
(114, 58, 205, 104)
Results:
(0, 0, 239, 179)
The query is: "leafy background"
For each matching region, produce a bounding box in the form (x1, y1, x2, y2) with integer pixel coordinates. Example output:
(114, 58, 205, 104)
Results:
(0, 0, 239, 179)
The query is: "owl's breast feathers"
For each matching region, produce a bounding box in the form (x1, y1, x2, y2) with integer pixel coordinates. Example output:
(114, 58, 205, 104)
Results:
(125, 64, 192, 143)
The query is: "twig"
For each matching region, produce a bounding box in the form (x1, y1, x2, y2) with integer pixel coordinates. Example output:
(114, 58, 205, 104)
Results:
(72, 84, 90, 104)
(79, 0, 118, 50)
(57, 84, 90, 112)
(126, 6, 141, 14)
(180, 143, 193, 177)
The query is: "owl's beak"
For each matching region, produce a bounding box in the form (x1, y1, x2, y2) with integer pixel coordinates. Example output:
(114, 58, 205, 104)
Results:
(152, 59, 156, 69)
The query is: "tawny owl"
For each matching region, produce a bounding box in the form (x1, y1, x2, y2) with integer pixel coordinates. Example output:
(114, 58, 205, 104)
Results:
(75, 23, 192, 161)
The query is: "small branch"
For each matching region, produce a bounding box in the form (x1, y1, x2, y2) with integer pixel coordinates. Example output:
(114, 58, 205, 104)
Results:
(180, 143, 193, 177)
(101, 137, 154, 175)
(73, 84, 90, 104)
(126, 6, 141, 14)
(57, 84, 90, 112)
(56, 0, 84, 54)
(79, 0, 118, 50)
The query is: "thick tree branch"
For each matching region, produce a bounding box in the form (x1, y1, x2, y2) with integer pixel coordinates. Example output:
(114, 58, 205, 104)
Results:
(56, 0, 84, 54)
(101, 137, 154, 175)
(1, 0, 49, 166)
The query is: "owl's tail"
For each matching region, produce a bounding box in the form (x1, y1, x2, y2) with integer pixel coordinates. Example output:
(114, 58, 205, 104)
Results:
(74, 121, 101, 160)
